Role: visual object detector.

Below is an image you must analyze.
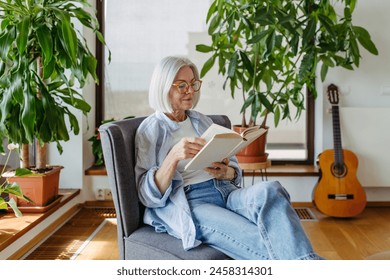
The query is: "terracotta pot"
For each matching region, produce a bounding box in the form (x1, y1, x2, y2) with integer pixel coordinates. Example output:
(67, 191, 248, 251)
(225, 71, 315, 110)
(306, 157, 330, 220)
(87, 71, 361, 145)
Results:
(8, 166, 63, 207)
(233, 125, 269, 163)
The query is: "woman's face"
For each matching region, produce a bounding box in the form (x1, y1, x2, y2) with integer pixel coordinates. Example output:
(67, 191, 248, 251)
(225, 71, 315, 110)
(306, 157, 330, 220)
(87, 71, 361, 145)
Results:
(169, 66, 197, 112)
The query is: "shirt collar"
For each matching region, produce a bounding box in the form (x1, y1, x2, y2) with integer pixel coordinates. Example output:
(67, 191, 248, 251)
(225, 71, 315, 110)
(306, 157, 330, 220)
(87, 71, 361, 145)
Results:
(155, 110, 201, 132)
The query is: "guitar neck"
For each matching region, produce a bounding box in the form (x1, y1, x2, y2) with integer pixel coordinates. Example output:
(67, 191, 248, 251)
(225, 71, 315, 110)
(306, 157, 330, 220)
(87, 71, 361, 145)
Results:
(332, 105, 344, 166)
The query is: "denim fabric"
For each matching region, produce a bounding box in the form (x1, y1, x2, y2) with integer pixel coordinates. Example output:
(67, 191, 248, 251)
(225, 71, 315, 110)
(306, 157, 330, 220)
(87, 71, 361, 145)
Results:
(185, 179, 322, 260)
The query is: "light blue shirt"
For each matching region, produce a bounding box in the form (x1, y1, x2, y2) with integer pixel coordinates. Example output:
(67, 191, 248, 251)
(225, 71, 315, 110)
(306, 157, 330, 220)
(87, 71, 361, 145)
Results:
(134, 110, 241, 250)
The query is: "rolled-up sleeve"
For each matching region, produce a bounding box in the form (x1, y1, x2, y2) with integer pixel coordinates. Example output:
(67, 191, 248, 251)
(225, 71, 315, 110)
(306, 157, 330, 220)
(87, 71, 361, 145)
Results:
(228, 156, 242, 186)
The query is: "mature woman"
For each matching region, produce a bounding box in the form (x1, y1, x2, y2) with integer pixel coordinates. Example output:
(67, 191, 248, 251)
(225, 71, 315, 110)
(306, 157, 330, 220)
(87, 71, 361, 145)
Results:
(135, 56, 322, 260)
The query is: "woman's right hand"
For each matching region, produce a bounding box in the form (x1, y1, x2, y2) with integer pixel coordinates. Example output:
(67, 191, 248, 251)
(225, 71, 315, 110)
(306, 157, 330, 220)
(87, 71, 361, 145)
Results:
(169, 137, 206, 162)
(154, 137, 206, 194)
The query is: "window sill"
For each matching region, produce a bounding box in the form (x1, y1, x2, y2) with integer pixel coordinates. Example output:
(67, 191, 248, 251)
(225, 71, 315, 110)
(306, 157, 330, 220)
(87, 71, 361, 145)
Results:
(85, 164, 319, 177)
(266, 164, 319, 177)
(85, 165, 107, 176)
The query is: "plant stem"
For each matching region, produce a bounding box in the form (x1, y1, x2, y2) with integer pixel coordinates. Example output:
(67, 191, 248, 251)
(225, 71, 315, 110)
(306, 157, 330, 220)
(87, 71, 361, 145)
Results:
(36, 142, 47, 170)
(20, 144, 29, 168)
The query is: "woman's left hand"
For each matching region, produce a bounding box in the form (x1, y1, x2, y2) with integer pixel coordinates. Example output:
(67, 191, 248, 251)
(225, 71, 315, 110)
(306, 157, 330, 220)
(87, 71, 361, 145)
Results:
(204, 158, 236, 181)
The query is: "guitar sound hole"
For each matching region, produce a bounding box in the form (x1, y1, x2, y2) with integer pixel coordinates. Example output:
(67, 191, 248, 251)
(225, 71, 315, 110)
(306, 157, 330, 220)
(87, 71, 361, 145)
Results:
(331, 163, 347, 178)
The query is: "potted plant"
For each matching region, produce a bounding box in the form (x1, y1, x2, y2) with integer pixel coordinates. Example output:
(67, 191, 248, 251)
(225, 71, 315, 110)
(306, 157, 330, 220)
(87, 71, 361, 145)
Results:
(1, 144, 32, 217)
(0, 0, 108, 207)
(196, 0, 378, 163)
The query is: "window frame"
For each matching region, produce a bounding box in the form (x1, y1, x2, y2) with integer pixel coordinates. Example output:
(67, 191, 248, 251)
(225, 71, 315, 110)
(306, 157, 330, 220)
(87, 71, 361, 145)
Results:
(94, 0, 315, 165)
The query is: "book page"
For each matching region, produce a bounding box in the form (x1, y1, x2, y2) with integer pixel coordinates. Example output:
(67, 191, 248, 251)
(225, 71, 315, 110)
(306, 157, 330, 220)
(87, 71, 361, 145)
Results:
(184, 134, 242, 170)
(228, 127, 268, 157)
(184, 124, 267, 170)
(201, 123, 239, 142)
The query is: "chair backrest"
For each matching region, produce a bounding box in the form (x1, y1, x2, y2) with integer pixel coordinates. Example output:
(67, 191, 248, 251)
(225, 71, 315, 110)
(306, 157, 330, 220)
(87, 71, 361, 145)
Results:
(99, 115, 231, 258)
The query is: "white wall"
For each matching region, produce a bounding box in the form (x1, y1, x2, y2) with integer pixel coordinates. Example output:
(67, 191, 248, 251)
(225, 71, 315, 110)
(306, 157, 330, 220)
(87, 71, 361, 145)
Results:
(317, 0, 390, 188)
(47, 0, 390, 202)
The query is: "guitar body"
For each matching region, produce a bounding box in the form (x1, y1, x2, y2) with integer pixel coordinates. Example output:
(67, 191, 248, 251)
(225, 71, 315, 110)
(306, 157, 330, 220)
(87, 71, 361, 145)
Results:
(313, 149, 367, 217)
(313, 84, 366, 217)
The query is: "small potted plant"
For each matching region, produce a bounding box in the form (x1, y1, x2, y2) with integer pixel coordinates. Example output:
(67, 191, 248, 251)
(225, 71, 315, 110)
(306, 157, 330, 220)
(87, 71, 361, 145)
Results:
(0, 0, 108, 207)
(1, 144, 32, 217)
(197, 0, 378, 163)
(88, 117, 134, 167)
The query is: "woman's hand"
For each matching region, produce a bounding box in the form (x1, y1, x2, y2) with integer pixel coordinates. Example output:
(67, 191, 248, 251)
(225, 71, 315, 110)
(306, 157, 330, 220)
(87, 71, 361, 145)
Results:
(154, 137, 206, 194)
(204, 158, 236, 181)
(169, 137, 206, 162)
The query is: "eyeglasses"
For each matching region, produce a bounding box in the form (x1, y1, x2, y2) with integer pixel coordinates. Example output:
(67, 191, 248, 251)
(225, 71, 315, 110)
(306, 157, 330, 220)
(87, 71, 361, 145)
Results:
(172, 79, 202, 94)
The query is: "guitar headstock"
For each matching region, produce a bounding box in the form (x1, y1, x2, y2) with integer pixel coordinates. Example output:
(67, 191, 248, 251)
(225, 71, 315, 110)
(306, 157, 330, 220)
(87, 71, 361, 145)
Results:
(327, 84, 339, 105)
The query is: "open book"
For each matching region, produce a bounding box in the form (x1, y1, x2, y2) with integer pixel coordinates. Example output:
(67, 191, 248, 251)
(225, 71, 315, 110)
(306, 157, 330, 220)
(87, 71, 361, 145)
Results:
(184, 124, 267, 171)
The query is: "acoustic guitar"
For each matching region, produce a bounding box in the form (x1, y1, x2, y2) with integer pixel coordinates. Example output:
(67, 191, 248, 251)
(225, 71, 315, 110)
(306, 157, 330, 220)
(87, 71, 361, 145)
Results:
(313, 84, 366, 217)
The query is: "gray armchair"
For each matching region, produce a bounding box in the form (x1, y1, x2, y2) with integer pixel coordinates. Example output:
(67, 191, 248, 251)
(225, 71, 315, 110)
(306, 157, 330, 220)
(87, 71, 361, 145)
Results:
(99, 115, 231, 260)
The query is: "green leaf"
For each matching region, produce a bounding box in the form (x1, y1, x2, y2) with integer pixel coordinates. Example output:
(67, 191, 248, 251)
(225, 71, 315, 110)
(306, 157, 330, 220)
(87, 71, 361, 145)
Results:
(302, 16, 316, 46)
(0, 197, 7, 210)
(85, 56, 98, 83)
(290, 34, 299, 55)
(71, 7, 97, 30)
(349, 35, 360, 67)
(66, 108, 80, 135)
(7, 198, 23, 218)
(241, 90, 256, 113)
(274, 106, 281, 127)
(206, 0, 218, 23)
(9, 72, 24, 104)
(208, 15, 221, 35)
(354, 26, 379, 55)
(239, 51, 254, 77)
(200, 55, 216, 78)
(0, 26, 16, 60)
(318, 14, 335, 37)
(349, 0, 357, 13)
(43, 57, 56, 79)
(56, 109, 70, 141)
(227, 12, 236, 35)
(258, 92, 273, 113)
(263, 29, 276, 58)
(196, 44, 214, 53)
(60, 96, 91, 112)
(320, 63, 328, 82)
(298, 51, 315, 82)
(55, 11, 78, 65)
(36, 25, 54, 66)
(228, 52, 238, 78)
(16, 16, 30, 55)
(14, 168, 33, 177)
(248, 30, 269, 44)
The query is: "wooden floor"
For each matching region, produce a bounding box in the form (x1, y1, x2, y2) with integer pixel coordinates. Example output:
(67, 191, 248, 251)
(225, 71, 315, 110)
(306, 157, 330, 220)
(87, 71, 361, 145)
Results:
(305, 206, 390, 260)
(21, 205, 390, 260)
(24, 207, 118, 260)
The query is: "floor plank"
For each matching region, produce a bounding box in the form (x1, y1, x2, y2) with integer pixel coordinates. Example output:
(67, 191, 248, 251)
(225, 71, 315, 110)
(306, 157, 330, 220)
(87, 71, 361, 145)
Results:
(74, 219, 118, 260)
(23, 206, 390, 260)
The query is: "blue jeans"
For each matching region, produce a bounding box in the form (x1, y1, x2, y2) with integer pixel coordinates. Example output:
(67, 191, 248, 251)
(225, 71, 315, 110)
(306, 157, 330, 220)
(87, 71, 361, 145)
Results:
(184, 179, 321, 260)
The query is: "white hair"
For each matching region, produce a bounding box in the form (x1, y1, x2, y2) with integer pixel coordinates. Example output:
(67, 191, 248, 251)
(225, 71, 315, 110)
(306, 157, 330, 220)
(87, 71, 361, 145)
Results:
(149, 56, 201, 113)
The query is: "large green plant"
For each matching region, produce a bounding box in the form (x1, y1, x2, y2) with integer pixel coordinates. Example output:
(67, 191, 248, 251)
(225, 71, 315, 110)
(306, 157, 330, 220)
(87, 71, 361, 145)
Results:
(197, 0, 378, 127)
(0, 0, 107, 170)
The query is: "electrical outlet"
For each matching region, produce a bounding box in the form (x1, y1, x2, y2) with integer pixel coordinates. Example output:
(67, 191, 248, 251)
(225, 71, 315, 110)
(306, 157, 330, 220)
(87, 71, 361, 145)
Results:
(96, 188, 105, 200)
(104, 189, 112, 200)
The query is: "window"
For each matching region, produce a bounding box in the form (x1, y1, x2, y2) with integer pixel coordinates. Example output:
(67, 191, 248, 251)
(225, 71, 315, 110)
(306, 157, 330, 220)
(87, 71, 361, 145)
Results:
(95, 0, 314, 165)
